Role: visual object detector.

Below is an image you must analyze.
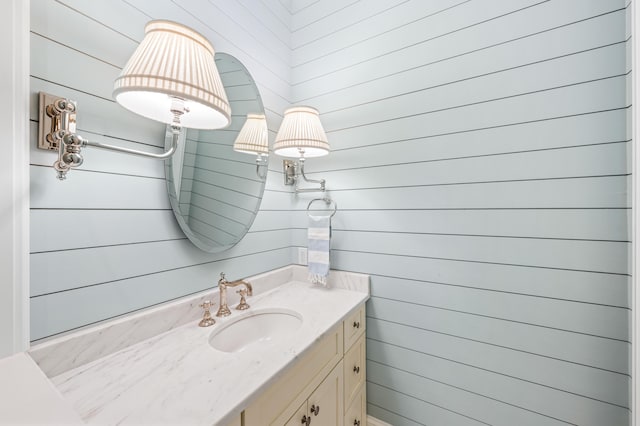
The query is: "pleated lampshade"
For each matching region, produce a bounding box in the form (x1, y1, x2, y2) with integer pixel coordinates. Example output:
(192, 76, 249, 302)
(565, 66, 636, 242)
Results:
(234, 114, 269, 155)
(113, 20, 231, 130)
(273, 106, 329, 158)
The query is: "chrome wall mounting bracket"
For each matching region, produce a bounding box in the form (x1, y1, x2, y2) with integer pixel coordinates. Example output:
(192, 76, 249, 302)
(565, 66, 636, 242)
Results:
(283, 159, 296, 186)
(38, 92, 76, 151)
(282, 158, 326, 192)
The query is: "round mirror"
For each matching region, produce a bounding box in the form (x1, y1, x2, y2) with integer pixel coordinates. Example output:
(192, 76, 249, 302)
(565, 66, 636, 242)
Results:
(165, 53, 267, 253)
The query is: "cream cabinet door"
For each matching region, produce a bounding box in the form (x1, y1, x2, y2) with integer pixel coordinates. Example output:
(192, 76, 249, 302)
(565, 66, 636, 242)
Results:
(307, 361, 344, 426)
(285, 402, 308, 426)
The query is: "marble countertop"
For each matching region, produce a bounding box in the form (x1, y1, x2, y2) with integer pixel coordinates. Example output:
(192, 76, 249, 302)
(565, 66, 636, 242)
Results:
(51, 274, 369, 425)
(0, 353, 83, 425)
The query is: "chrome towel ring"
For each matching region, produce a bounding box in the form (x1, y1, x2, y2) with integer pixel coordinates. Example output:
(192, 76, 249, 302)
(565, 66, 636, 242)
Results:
(307, 197, 337, 218)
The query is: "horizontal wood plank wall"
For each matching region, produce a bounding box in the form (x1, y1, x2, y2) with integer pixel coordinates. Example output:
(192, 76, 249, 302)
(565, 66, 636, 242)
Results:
(29, 0, 294, 341)
(291, 0, 632, 425)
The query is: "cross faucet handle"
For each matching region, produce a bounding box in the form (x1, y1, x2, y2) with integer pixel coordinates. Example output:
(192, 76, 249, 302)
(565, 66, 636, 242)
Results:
(198, 300, 215, 327)
(236, 289, 250, 310)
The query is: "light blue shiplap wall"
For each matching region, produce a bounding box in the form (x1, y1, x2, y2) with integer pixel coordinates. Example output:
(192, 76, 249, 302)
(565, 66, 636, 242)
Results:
(29, 0, 295, 342)
(291, 1, 632, 425)
(30, 1, 634, 424)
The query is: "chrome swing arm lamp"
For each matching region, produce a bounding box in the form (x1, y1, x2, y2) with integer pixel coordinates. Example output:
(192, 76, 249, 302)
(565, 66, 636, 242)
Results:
(273, 106, 330, 193)
(233, 113, 270, 179)
(40, 94, 186, 180)
(38, 20, 231, 180)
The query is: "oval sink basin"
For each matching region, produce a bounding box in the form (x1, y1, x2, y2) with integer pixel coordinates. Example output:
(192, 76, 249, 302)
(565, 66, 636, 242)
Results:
(209, 308, 303, 353)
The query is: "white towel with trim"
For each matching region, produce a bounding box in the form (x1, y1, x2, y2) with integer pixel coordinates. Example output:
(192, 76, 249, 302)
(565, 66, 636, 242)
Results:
(308, 214, 331, 285)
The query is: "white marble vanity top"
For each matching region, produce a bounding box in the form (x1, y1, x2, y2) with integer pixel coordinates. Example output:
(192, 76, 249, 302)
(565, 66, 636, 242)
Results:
(0, 353, 83, 425)
(44, 266, 369, 425)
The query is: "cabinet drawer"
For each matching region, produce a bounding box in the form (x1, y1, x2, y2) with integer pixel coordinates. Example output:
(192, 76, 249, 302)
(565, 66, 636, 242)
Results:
(244, 324, 343, 426)
(344, 334, 365, 408)
(344, 304, 365, 352)
(345, 387, 366, 426)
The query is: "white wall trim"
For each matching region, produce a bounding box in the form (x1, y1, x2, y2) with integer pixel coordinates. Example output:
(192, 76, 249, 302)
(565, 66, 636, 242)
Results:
(367, 415, 393, 426)
(0, 0, 30, 358)
(633, 0, 639, 424)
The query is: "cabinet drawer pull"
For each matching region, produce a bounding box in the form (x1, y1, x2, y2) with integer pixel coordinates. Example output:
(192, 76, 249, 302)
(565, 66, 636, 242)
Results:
(301, 414, 311, 425)
(353, 321, 360, 329)
(354, 420, 361, 426)
(353, 365, 360, 374)
(310, 404, 320, 415)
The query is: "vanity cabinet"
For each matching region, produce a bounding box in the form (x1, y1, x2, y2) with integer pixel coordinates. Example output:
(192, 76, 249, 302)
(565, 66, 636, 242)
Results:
(243, 304, 366, 426)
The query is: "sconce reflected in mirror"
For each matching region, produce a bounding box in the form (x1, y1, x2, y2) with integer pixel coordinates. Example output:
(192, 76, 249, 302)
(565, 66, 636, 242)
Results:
(273, 106, 329, 192)
(37, 20, 231, 180)
(233, 113, 269, 178)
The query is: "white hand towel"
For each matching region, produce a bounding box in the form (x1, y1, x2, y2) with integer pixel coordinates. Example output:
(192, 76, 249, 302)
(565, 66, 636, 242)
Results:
(308, 214, 331, 286)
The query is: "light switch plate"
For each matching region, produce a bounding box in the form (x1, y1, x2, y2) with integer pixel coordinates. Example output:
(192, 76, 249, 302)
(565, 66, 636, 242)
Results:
(297, 247, 308, 265)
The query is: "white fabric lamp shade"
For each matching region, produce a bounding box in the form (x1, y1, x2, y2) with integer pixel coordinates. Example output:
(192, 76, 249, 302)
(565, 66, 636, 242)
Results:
(234, 114, 269, 155)
(113, 20, 231, 130)
(273, 106, 329, 158)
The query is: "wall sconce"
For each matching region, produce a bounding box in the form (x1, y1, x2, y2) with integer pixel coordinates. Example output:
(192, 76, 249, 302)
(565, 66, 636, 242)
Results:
(233, 113, 269, 178)
(38, 20, 231, 180)
(273, 106, 329, 192)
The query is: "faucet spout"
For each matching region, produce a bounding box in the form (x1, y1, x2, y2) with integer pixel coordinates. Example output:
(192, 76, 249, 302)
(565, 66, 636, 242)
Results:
(216, 273, 252, 317)
(228, 280, 252, 296)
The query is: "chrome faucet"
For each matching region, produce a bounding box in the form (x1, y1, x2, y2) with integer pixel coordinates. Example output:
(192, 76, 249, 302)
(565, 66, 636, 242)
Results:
(216, 272, 253, 317)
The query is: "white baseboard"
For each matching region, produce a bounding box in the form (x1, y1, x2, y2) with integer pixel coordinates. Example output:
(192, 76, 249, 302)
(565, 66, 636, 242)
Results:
(368, 415, 393, 426)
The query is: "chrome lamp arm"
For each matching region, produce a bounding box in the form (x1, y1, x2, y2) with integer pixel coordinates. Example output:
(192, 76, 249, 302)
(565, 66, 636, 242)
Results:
(296, 157, 326, 192)
(255, 154, 269, 179)
(84, 132, 179, 159)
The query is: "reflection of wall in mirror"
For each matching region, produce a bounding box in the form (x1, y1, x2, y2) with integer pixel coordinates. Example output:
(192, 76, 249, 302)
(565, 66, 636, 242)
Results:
(165, 52, 267, 253)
